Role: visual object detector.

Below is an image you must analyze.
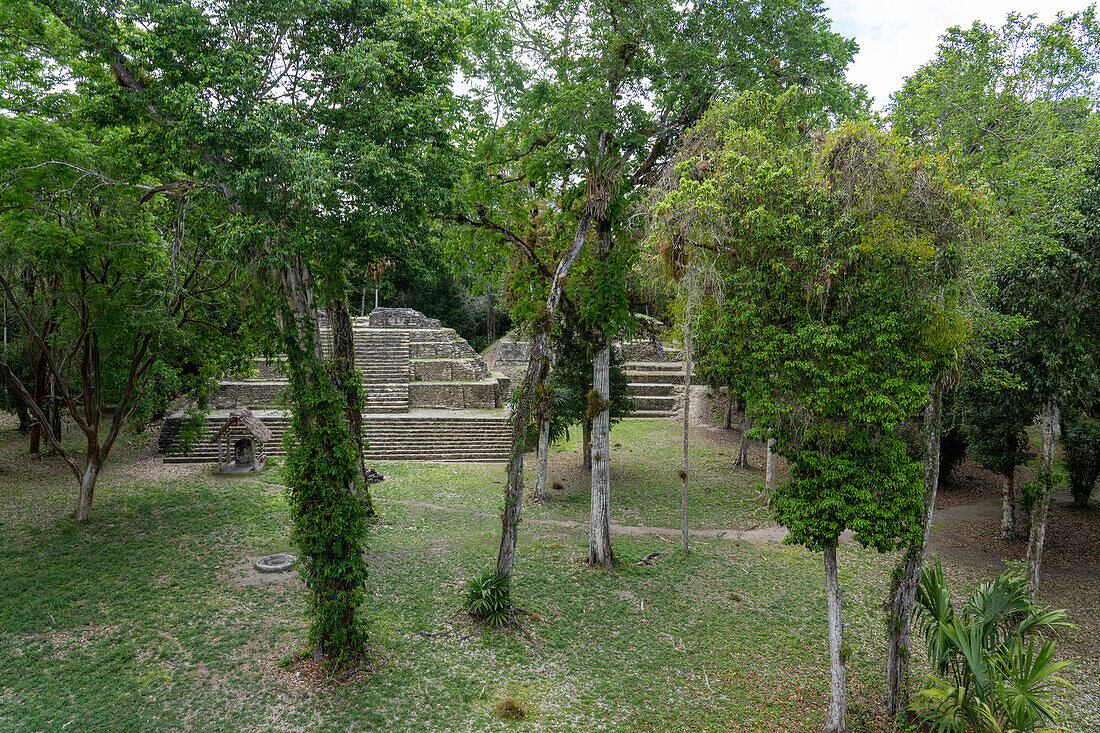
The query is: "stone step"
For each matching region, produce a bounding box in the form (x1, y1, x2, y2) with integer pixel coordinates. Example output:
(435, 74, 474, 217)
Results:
(627, 382, 680, 397)
(623, 361, 684, 372)
(632, 395, 678, 411)
(632, 409, 675, 418)
(625, 370, 685, 385)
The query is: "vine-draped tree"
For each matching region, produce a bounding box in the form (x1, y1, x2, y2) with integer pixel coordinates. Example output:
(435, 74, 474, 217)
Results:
(650, 94, 980, 732)
(21, 0, 466, 662)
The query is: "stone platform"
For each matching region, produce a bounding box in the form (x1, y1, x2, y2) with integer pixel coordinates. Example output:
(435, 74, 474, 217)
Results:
(160, 308, 514, 463)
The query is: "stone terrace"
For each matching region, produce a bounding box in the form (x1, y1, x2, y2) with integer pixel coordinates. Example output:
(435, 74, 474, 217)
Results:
(160, 308, 513, 463)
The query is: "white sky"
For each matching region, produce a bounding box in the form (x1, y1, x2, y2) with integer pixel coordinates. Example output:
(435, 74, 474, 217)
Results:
(825, 0, 1096, 110)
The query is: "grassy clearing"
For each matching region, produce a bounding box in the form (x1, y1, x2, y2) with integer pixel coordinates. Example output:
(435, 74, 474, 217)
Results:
(0, 419, 1094, 732)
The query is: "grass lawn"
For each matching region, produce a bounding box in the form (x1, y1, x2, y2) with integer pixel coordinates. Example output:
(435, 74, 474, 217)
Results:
(0, 419, 1094, 732)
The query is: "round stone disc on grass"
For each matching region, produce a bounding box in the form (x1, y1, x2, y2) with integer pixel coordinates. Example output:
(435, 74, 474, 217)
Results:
(254, 553, 297, 573)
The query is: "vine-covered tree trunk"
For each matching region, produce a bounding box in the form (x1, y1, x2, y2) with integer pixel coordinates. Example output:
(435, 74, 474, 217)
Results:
(328, 298, 375, 516)
(277, 256, 367, 660)
(1027, 400, 1060, 593)
(497, 207, 595, 582)
(1002, 466, 1017, 539)
(823, 542, 848, 733)
(886, 384, 942, 716)
(536, 415, 550, 500)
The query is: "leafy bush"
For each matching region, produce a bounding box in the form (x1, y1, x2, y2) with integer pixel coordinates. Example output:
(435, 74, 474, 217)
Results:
(1063, 417, 1100, 508)
(912, 562, 1073, 733)
(464, 567, 511, 627)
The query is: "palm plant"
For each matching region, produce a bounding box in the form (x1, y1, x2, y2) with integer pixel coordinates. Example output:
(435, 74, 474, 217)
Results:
(912, 562, 1073, 732)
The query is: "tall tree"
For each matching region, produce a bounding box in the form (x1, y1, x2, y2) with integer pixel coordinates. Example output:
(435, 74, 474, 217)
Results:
(24, 0, 466, 661)
(0, 116, 243, 519)
(453, 0, 865, 584)
(651, 95, 978, 731)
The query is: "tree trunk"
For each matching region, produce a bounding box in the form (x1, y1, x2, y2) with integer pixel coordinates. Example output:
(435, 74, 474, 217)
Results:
(277, 255, 367, 659)
(28, 350, 47, 454)
(582, 419, 592, 470)
(536, 415, 550, 500)
(15, 401, 30, 433)
(885, 384, 942, 717)
(1027, 400, 1059, 594)
(681, 290, 692, 555)
(486, 292, 496, 344)
(497, 206, 595, 582)
(725, 388, 734, 430)
(1002, 466, 1016, 540)
(75, 458, 101, 521)
(328, 298, 374, 516)
(765, 437, 777, 495)
(734, 416, 752, 467)
(589, 338, 614, 569)
(823, 542, 848, 733)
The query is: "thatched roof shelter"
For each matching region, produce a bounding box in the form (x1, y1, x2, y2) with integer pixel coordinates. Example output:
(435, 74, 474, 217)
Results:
(212, 407, 273, 444)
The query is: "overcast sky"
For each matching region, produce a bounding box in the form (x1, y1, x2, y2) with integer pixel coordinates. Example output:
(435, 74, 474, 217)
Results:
(825, 0, 1095, 110)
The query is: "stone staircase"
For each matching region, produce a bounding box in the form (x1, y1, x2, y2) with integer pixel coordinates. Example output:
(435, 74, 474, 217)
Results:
(358, 329, 410, 413)
(362, 413, 512, 462)
(624, 360, 686, 417)
(163, 410, 512, 464)
(163, 411, 292, 464)
(162, 308, 514, 463)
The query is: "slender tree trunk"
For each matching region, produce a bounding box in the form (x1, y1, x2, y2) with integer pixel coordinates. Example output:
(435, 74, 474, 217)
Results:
(360, 288, 366, 317)
(15, 401, 30, 433)
(1027, 400, 1059, 594)
(765, 438, 777, 494)
(497, 207, 595, 582)
(29, 350, 47, 454)
(536, 415, 550, 500)
(75, 457, 102, 521)
(582, 419, 592, 470)
(724, 387, 734, 430)
(328, 298, 374, 516)
(885, 383, 942, 717)
(1002, 466, 1016, 540)
(681, 331, 691, 555)
(823, 542, 848, 733)
(735, 416, 752, 467)
(589, 216, 615, 570)
(589, 338, 614, 569)
(486, 292, 496, 344)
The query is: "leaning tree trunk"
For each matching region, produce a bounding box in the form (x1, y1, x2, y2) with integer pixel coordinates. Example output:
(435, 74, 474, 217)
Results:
(1027, 400, 1060, 594)
(536, 414, 550, 500)
(1002, 466, 1017, 540)
(886, 383, 942, 717)
(824, 542, 848, 733)
(328, 298, 375, 515)
(497, 207, 595, 582)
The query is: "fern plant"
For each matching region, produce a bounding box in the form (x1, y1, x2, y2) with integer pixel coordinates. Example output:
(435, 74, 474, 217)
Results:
(464, 567, 512, 627)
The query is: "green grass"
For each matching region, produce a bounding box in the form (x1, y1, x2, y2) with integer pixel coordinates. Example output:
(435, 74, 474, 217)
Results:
(0, 420, 1093, 732)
